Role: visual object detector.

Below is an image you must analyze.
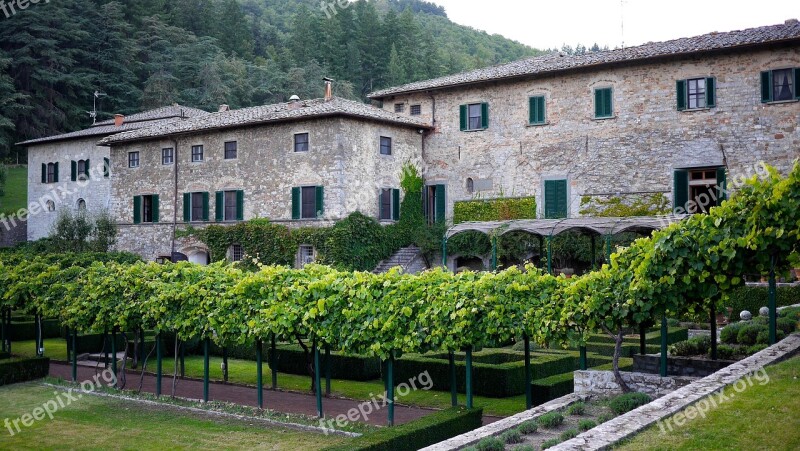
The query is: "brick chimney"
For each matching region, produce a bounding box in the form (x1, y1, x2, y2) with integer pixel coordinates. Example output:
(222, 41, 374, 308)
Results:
(323, 77, 334, 102)
(114, 114, 124, 127)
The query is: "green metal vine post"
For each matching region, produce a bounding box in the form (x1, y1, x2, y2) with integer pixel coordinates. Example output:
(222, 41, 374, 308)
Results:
(387, 353, 395, 426)
(465, 347, 473, 409)
(71, 330, 77, 382)
(524, 336, 532, 409)
(156, 333, 162, 397)
(256, 339, 263, 409)
(111, 329, 117, 388)
(448, 351, 457, 406)
(203, 338, 210, 402)
(314, 342, 323, 418)
(660, 317, 668, 377)
(769, 255, 777, 345)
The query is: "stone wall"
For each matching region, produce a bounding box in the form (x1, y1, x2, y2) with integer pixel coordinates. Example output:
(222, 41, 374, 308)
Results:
(632, 354, 735, 378)
(26, 139, 111, 240)
(110, 116, 423, 261)
(382, 47, 800, 220)
(574, 370, 698, 398)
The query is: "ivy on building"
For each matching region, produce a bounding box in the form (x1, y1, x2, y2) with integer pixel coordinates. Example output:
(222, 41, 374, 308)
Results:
(453, 196, 537, 224)
(579, 193, 671, 217)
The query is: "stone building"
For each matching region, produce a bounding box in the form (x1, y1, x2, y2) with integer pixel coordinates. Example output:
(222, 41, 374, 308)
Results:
(98, 96, 430, 262)
(20, 106, 207, 240)
(369, 19, 800, 221)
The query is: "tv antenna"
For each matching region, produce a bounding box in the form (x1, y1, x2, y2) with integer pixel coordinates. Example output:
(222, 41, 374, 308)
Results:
(87, 91, 107, 125)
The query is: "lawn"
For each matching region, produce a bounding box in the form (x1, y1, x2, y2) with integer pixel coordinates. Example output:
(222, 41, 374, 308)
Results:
(617, 356, 800, 450)
(0, 165, 27, 215)
(0, 383, 345, 450)
(13, 339, 528, 416)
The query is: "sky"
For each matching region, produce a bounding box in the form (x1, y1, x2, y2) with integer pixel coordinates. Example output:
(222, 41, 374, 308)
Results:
(427, 0, 799, 50)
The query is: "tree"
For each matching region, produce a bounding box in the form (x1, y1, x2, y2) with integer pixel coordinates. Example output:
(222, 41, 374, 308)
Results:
(387, 44, 406, 86)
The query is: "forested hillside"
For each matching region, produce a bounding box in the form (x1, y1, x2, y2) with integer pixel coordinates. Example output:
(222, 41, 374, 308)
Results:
(0, 0, 540, 160)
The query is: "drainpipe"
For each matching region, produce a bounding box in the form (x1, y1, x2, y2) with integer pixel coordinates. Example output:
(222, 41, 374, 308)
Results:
(171, 138, 179, 258)
(428, 92, 436, 128)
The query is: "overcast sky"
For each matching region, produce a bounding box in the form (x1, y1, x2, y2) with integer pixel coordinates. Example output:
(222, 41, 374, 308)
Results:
(428, 0, 799, 50)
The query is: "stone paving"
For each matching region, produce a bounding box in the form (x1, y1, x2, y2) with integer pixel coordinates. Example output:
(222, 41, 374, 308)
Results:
(551, 333, 800, 450)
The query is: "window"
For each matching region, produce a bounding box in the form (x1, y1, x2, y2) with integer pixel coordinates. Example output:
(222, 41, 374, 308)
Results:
(103, 158, 110, 178)
(673, 168, 726, 214)
(215, 190, 244, 222)
(128, 152, 139, 168)
(230, 244, 244, 262)
(183, 192, 209, 222)
(191, 192, 205, 221)
(544, 179, 568, 219)
(42, 162, 58, 184)
(191, 145, 204, 162)
(294, 133, 309, 152)
(46, 200, 55, 212)
(459, 103, 488, 131)
(529, 96, 546, 125)
(466, 178, 475, 194)
(380, 136, 392, 155)
(133, 194, 159, 224)
(762, 68, 798, 103)
(677, 78, 716, 110)
(410, 105, 421, 116)
(162, 148, 174, 165)
(424, 185, 446, 224)
(394, 103, 405, 113)
(77, 160, 88, 179)
(594, 87, 613, 118)
(224, 141, 237, 160)
(298, 245, 315, 268)
(292, 186, 324, 219)
(77, 199, 86, 211)
(379, 188, 400, 221)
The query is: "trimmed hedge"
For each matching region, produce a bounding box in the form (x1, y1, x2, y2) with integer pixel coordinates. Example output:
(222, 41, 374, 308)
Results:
(324, 407, 482, 451)
(586, 327, 688, 346)
(73, 333, 127, 356)
(9, 319, 61, 341)
(726, 285, 800, 320)
(0, 357, 49, 386)
(581, 342, 660, 358)
(269, 344, 381, 381)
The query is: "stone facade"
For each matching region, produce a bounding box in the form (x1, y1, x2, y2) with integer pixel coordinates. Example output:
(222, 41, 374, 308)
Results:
(574, 369, 698, 398)
(26, 140, 111, 240)
(110, 116, 423, 261)
(378, 47, 800, 219)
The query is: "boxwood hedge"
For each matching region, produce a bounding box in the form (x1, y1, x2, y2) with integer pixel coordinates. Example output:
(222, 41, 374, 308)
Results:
(0, 357, 49, 386)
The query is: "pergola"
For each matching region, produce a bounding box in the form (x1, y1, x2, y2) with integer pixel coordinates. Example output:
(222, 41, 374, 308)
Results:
(443, 215, 689, 272)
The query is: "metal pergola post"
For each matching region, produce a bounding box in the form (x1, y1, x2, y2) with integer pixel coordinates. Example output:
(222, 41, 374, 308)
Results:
(769, 255, 777, 345)
(491, 235, 498, 271)
(256, 339, 263, 409)
(111, 328, 118, 387)
(660, 316, 668, 377)
(449, 351, 457, 406)
(590, 234, 597, 270)
(524, 335, 532, 409)
(710, 304, 718, 360)
(1, 308, 5, 353)
(270, 334, 278, 389)
(156, 333, 162, 397)
(442, 238, 448, 269)
(465, 347, 474, 409)
(314, 341, 323, 418)
(387, 352, 395, 426)
(203, 338, 210, 402)
(605, 235, 612, 262)
(579, 346, 587, 371)
(546, 236, 553, 275)
(35, 314, 42, 357)
(324, 346, 331, 396)
(71, 330, 77, 382)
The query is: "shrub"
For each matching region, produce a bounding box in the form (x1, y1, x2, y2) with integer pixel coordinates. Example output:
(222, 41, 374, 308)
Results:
(669, 335, 711, 356)
(597, 413, 614, 424)
(0, 357, 50, 386)
(777, 317, 798, 334)
(500, 429, 523, 444)
(537, 412, 564, 429)
(567, 402, 586, 416)
(746, 344, 768, 355)
(779, 307, 800, 322)
(517, 419, 538, 434)
(541, 438, 561, 449)
(560, 428, 579, 441)
(323, 407, 482, 451)
(578, 419, 597, 431)
(474, 437, 504, 451)
(720, 322, 746, 344)
(514, 446, 535, 451)
(756, 329, 786, 345)
(609, 393, 652, 415)
(714, 344, 736, 360)
(736, 324, 766, 346)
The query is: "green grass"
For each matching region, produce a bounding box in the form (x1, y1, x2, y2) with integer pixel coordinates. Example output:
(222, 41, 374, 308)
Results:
(0, 383, 345, 449)
(0, 166, 27, 215)
(617, 356, 800, 450)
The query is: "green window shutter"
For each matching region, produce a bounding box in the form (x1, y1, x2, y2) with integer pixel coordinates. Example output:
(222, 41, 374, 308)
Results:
(292, 187, 301, 220)
(152, 195, 160, 223)
(529, 96, 545, 124)
(604, 89, 612, 117)
(41, 164, 46, 183)
(71, 161, 77, 181)
(202, 192, 210, 221)
(705, 77, 716, 108)
(716, 167, 727, 205)
(215, 191, 224, 222)
(760, 71, 772, 103)
(481, 102, 489, 129)
(133, 196, 142, 224)
(392, 188, 400, 221)
(236, 190, 244, 221)
(459, 105, 467, 131)
(183, 193, 190, 222)
(795, 68, 800, 99)
(544, 180, 568, 219)
(538, 97, 545, 124)
(435, 184, 446, 222)
(676, 80, 687, 111)
(556, 180, 568, 218)
(85, 159, 90, 179)
(529, 97, 537, 124)
(594, 89, 603, 118)
(54, 162, 59, 182)
(315, 186, 324, 218)
(673, 170, 689, 214)
(103, 158, 109, 178)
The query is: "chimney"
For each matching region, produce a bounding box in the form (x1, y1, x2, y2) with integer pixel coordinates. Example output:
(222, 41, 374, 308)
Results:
(786, 18, 799, 25)
(114, 114, 124, 127)
(218, 104, 230, 112)
(323, 77, 334, 102)
(288, 95, 301, 110)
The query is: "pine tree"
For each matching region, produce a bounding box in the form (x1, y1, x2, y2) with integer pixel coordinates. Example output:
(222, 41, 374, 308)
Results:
(387, 44, 406, 86)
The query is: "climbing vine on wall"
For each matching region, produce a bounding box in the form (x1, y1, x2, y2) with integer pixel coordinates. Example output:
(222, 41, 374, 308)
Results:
(579, 193, 671, 217)
(453, 197, 537, 224)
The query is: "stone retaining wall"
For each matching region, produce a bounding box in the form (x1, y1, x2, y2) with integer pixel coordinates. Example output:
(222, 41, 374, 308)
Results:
(573, 370, 697, 398)
(632, 354, 734, 378)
